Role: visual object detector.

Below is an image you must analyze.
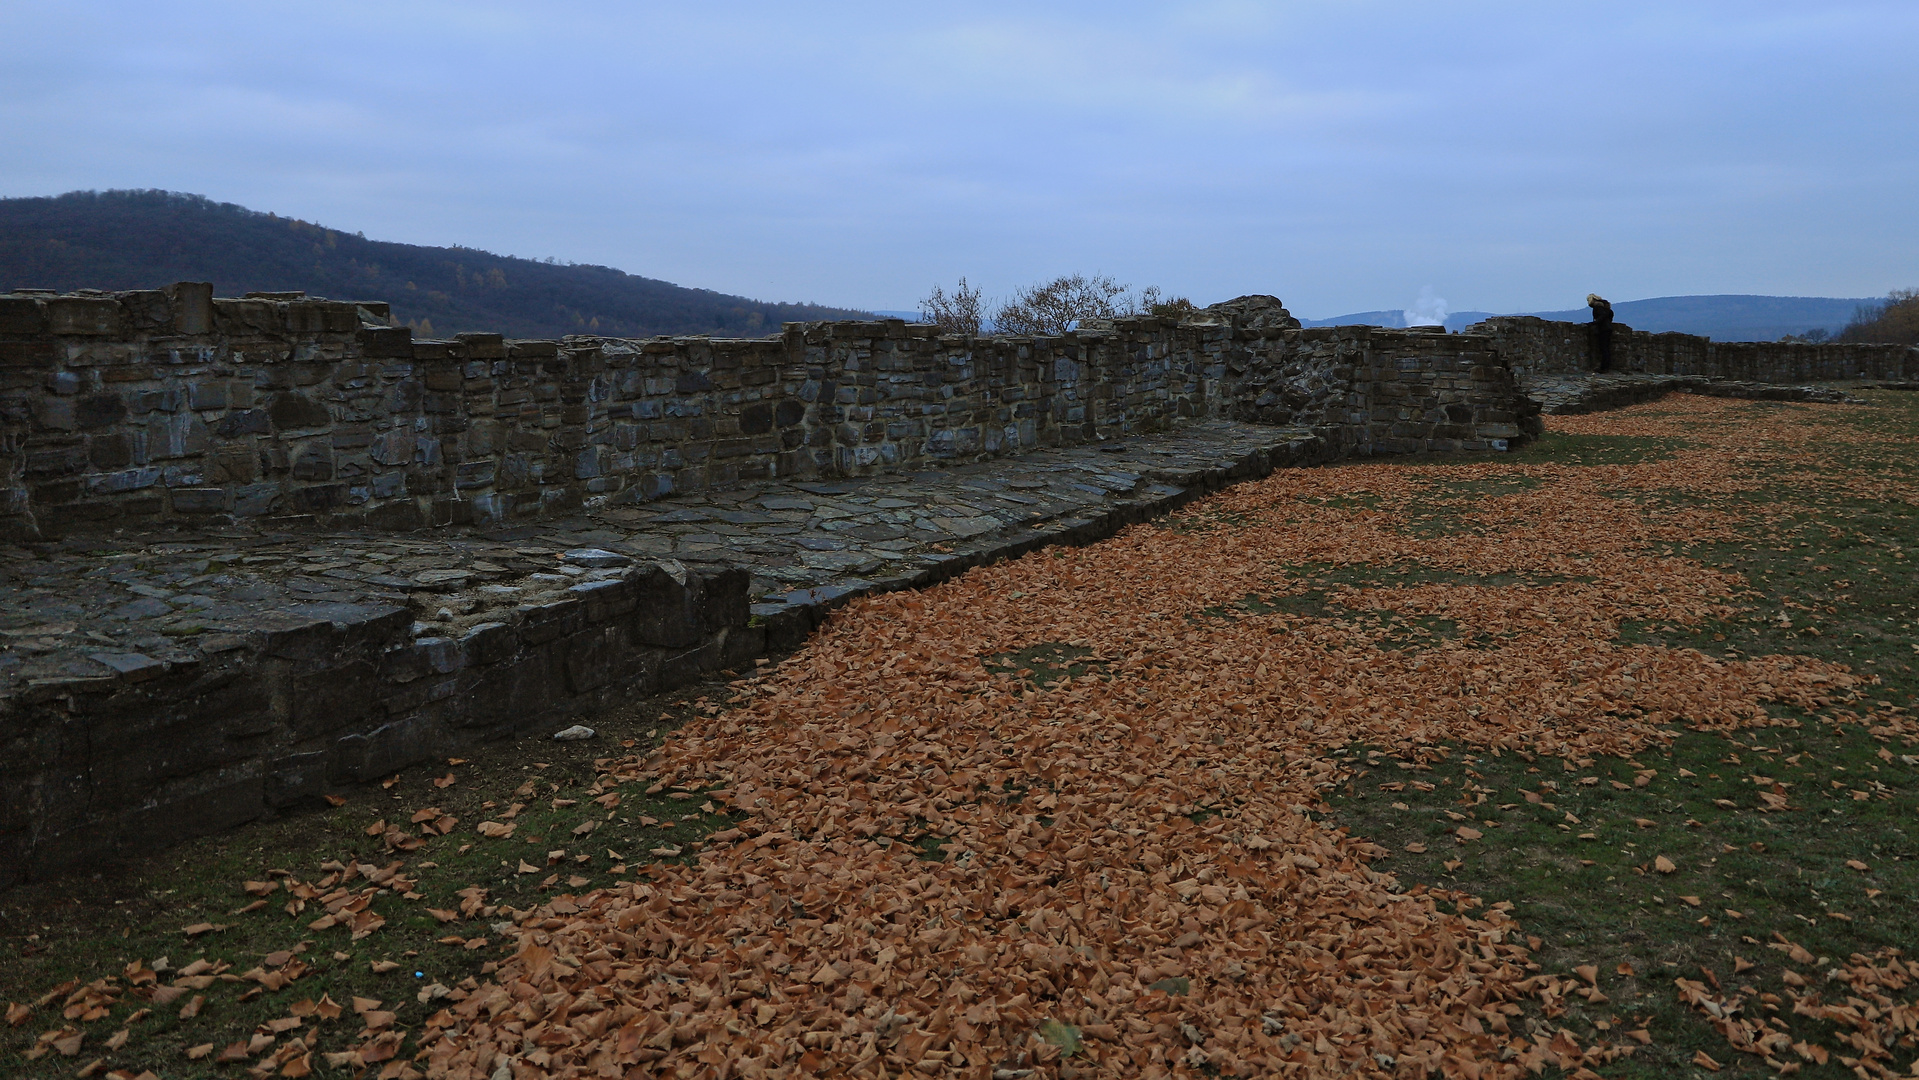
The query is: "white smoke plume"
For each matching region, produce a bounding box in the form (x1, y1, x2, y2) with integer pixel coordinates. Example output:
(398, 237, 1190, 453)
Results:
(1403, 285, 1448, 327)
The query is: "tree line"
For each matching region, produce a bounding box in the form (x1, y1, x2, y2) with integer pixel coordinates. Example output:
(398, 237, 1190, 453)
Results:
(1836, 289, 1919, 345)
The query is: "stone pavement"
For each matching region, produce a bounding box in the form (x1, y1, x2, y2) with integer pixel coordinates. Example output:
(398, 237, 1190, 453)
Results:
(1, 420, 1329, 694)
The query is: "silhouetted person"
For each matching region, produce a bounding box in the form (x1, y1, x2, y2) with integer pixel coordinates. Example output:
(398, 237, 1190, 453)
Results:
(1587, 294, 1615, 373)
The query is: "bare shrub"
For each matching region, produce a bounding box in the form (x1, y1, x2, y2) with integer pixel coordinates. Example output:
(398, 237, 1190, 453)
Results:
(919, 277, 985, 335)
(992, 274, 1180, 336)
(924, 275, 1194, 335)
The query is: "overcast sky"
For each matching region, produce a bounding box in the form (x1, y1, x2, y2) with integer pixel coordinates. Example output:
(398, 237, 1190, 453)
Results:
(3, 2, 1915, 318)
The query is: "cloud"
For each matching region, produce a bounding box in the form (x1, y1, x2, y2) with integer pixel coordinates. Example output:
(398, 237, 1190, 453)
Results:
(1, 1, 1915, 315)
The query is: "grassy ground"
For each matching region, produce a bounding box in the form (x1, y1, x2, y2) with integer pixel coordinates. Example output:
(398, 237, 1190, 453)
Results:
(3, 389, 1915, 1079)
(1321, 391, 1919, 1078)
(0, 680, 750, 1077)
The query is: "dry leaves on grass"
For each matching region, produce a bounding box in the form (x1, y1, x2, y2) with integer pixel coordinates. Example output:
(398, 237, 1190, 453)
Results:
(1669, 934, 1919, 1075)
(393, 396, 1896, 1078)
(34, 397, 1882, 1078)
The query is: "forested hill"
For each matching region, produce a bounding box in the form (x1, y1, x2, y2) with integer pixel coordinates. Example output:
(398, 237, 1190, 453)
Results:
(0, 190, 872, 338)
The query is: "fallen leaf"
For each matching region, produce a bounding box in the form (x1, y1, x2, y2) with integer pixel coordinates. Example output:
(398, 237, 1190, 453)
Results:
(1693, 1049, 1722, 1071)
(1036, 1019, 1082, 1055)
(1654, 856, 1676, 874)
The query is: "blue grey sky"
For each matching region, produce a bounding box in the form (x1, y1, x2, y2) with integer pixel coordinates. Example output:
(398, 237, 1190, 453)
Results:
(3, 2, 1915, 318)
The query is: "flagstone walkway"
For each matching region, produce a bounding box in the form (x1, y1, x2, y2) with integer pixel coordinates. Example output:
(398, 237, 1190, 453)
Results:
(0, 421, 1330, 693)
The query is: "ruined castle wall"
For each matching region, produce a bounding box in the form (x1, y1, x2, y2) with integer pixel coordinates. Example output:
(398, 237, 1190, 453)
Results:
(1470, 315, 1919, 382)
(1222, 326, 1535, 454)
(0, 287, 1535, 540)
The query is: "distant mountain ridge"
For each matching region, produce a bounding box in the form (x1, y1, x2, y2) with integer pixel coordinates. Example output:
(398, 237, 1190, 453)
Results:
(1301, 295, 1878, 341)
(0, 190, 873, 339)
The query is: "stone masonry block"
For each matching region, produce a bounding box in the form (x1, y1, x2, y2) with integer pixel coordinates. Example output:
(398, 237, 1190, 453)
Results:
(0, 295, 48, 334)
(45, 297, 121, 335)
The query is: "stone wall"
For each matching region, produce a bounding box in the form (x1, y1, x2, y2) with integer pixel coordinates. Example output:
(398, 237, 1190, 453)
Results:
(0, 287, 1539, 541)
(0, 428, 1333, 888)
(1472, 315, 1919, 383)
(2, 281, 1902, 885)
(1, 558, 754, 886)
(1226, 325, 1533, 454)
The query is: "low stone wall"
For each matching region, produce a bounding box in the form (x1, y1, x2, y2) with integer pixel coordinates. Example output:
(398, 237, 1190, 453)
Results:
(0, 425, 1332, 887)
(1524, 374, 1866, 416)
(1, 287, 1541, 541)
(1, 556, 749, 885)
(1471, 315, 1919, 383)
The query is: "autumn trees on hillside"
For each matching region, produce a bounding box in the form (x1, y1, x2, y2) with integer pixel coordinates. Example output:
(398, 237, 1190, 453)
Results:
(1839, 289, 1919, 345)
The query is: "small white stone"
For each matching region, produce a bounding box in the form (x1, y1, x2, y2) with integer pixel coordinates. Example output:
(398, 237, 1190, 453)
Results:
(552, 725, 595, 741)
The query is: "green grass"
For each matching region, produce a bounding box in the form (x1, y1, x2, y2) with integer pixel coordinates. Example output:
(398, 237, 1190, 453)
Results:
(0, 693, 745, 1077)
(1319, 390, 1919, 1078)
(1328, 720, 1919, 1079)
(983, 642, 1108, 688)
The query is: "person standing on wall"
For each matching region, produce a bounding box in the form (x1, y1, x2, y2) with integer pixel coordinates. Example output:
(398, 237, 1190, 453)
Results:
(1587, 294, 1614, 373)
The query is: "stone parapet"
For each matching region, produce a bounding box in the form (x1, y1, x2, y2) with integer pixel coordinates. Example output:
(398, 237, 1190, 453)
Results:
(0, 288, 1543, 541)
(1468, 315, 1919, 383)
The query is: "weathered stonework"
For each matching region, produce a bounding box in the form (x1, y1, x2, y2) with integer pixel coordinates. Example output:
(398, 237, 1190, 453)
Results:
(0, 423, 1328, 887)
(12, 282, 1895, 886)
(1225, 325, 1534, 454)
(0, 288, 1535, 541)
(1470, 315, 1919, 385)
